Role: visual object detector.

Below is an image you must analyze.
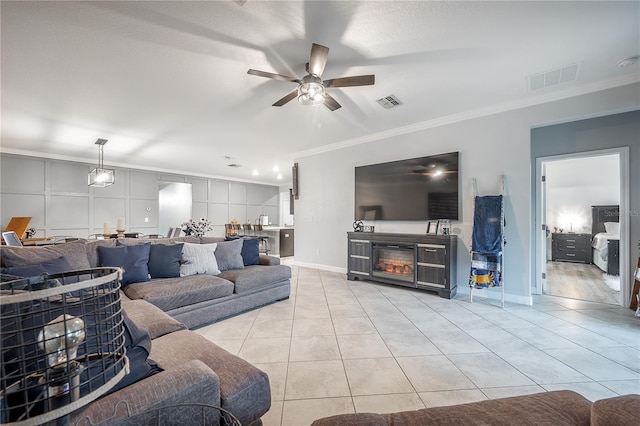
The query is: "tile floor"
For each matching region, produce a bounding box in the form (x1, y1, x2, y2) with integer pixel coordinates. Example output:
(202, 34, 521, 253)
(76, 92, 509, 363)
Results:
(194, 264, 640, 426)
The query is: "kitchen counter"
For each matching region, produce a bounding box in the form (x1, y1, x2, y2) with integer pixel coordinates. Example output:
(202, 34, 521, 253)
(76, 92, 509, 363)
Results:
(260, 227, 294, 256)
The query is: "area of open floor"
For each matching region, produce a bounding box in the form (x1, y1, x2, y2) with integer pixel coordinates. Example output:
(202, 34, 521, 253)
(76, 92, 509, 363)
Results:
(195, 264, 640, 426)
(546, 261, 620, 305)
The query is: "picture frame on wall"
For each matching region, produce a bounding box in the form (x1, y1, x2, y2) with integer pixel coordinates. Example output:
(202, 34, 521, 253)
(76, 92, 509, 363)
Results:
(426, 220, 439, 234)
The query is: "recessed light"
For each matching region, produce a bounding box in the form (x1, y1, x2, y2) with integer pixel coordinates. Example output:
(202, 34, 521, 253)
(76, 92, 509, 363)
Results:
(252, 169, 259, 176)
(273, 165, 280, 172)
(618, 55, 639, 67)
(277, 173, 283, 180)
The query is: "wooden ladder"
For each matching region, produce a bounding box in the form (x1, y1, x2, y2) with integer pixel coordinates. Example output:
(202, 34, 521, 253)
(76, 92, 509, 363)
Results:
(630, 255, 640, 311)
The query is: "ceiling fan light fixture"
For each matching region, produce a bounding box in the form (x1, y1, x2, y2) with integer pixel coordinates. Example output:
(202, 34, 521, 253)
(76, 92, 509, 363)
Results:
(298, 74, 325, 106)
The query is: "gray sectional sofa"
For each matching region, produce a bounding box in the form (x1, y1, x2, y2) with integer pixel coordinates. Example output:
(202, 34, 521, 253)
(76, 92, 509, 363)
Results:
(0, 236, 292, 425)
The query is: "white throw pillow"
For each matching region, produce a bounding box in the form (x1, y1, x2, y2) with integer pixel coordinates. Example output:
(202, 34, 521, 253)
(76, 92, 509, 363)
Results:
(180, 243, 220, 276)
(604, 222, 620, 235)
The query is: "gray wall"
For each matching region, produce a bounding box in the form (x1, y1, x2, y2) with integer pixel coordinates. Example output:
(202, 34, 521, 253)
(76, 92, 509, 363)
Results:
(0, 154, 279, 238)
(293, 83, 639, 305)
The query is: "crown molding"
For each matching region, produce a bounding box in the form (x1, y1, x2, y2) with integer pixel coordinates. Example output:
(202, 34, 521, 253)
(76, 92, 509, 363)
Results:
(0, 147, 285, 186)
(292, 74, 640, 159)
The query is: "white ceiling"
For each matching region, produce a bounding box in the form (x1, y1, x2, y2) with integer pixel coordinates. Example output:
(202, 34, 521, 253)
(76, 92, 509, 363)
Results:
(2, 1, 638, 185)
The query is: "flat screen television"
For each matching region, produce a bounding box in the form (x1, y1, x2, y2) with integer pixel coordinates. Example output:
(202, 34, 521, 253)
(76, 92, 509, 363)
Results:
(354, 152, 459, 221)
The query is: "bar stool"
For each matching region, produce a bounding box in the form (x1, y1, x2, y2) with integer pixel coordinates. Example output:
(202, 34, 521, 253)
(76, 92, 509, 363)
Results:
(253, 224, 270, 254)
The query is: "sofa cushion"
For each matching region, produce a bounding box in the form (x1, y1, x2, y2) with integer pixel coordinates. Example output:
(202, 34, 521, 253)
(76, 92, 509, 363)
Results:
(148, 243, 183, 278)
(1, 255, 75, 277)
(591, 394, 640, 426)
(200, 237, 226, 244)
(217, 264, 291, 294)
(215, 239, 245, 271)
(1, 240, 90, 270)
(241, 238, 260, 266)
(180, 243, 220, 276)
(85, 239, 117, 267)
(310, 390, 592, 426)
(122, 299, 187, 339)
(150, 330, 271, 426)
(123, 275, 234, 312)
(98, 243, 151, 285)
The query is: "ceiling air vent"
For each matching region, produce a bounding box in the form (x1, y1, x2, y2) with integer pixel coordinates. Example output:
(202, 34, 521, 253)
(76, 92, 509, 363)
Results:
(527, 63, 579, 92)
(227, 163, 242, 168)
(376, 94, 403, 109)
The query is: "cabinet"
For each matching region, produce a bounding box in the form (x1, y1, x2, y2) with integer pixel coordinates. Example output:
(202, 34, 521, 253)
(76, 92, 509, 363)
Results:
(348, 237, 371, 278)
(347, 232, 457, 299)
(552, 233, 591, 264)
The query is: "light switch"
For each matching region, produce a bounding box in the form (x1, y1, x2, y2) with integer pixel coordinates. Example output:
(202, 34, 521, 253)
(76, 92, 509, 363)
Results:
(144, 217, 149, 223)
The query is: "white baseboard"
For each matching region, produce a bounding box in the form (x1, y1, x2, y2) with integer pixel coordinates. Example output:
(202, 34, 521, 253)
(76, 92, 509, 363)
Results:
(456, 285, 533, 306)
(292, 260, 347, 274)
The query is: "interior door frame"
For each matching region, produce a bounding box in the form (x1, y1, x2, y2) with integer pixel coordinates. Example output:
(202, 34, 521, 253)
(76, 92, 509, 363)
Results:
(534, 147, 630, 307)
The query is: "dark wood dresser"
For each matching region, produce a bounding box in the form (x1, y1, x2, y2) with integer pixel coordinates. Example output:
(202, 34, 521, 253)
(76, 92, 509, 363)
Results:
(551, 233, 592, 264)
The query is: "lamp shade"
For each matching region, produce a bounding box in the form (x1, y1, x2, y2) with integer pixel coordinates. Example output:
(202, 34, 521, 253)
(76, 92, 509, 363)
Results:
(88, 168, 115, 187)
(88, 139, 115, 187)
(0, 268, 128, 425)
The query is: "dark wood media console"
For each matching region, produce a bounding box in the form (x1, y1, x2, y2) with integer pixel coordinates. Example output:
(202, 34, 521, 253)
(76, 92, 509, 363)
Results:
(347, 232, 458, 298)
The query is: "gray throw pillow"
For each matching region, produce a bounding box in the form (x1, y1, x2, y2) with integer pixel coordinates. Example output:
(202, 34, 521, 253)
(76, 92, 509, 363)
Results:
(1, 240, 91, 270)
(180, 243, 220, 276)
(214, 238, 245, 271)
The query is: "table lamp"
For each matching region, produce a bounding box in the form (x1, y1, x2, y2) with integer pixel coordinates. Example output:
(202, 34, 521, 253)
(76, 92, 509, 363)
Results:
(0, 268, 128, 425)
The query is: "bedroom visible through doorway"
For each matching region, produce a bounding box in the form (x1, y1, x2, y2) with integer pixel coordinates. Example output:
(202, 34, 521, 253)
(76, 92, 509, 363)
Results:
(542, 154, 621, 305)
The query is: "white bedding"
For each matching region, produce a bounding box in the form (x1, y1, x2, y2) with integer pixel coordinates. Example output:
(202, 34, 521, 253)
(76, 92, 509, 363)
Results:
(592, 232, 619, 272)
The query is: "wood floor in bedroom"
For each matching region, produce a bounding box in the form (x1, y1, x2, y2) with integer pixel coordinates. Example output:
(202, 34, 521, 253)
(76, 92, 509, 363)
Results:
(545, 261, 620, 305)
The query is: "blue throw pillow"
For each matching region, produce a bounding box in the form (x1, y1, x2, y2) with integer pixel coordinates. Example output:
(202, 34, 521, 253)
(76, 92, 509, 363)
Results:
(241, 237, 260, 266)
(98, 243, 151, 285)
(148, 244, 183, 278)
(1, 256, 74, 277)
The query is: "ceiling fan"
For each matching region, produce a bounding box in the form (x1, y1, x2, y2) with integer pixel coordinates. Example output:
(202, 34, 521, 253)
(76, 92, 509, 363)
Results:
(247, 43, 375, 111)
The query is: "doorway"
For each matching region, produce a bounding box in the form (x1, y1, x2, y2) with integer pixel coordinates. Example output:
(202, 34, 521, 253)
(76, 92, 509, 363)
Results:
(159, 182, 192, 238)
(535, 149, 629, 306)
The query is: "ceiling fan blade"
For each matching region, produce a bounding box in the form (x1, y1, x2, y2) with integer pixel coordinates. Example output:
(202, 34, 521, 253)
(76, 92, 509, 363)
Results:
(323, 94, 341, 111)
(323, 74, 375, 88)
(272, 89, 299, 107)
(247, 69, 300, 83)
(308, 43, 330, 77)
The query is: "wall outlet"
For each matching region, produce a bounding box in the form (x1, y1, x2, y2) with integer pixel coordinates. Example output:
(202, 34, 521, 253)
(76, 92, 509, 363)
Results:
(144, 217, 149, 223)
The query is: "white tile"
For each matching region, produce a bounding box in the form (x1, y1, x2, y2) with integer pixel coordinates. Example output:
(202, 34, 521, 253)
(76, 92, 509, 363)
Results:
(550, 326, 623, 347)
(344, 358, 415, 396)
(247, 319, 293, 339)
(501, 327, 580, 350)
(294, 304, 331, 319)
(328, 304, 367, 318)
(543, 348, 640, 381)
(360, 301, 402, 316)
(588, 345, 640, 373)
(406, 312, 458, 331)
(480, 385, 546, 399)
(600, 379, 640, 395)
(337, 334, 393, 359)
(465, 328, 536, 352)
(380, 331, 442, 357)
(369, 315, 420, 334)
(447, 353, 536, 388)
(291, 318, 335, 336)
(261, 400, 283, 426)
(419, 389, 488, 407)
(289, 335, 341, 362)
(542, 382, 618, 402)
(281, 397, 354, 426)
(496, 350, 589, 384)
(353, 393, 425, 413)
(198, 319, 254, 341)
(397, 355, 476, 392)
(239, 337, 291, 363)
(422, 329, 490, 354)
(332, 316, 378, 335)
(285, 360, 351, 399)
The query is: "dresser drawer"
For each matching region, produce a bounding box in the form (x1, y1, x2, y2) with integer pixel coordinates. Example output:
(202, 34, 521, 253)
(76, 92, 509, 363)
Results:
(350, 239, 371, 257)
(416, 243, 446, 264)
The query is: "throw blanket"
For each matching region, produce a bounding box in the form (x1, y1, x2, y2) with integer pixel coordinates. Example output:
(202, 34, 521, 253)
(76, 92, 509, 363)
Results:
(472, 195, 503, 254)
(469, 252, 502, 289)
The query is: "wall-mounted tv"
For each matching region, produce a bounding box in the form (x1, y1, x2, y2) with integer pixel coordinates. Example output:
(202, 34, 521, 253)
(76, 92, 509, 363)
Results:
(354, 152, 459, 221)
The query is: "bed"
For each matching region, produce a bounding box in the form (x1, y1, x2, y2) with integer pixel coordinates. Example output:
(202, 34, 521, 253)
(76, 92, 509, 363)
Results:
(591, 205, 620, 275)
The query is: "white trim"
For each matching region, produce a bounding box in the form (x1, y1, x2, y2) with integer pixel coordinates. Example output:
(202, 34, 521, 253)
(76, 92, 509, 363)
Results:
(0, 148, 289, 187)
(457, 285, 533, 306)
(534, 147, 630, 307)
(293, 260, 347, 274)
(293, 74, 639, 159)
